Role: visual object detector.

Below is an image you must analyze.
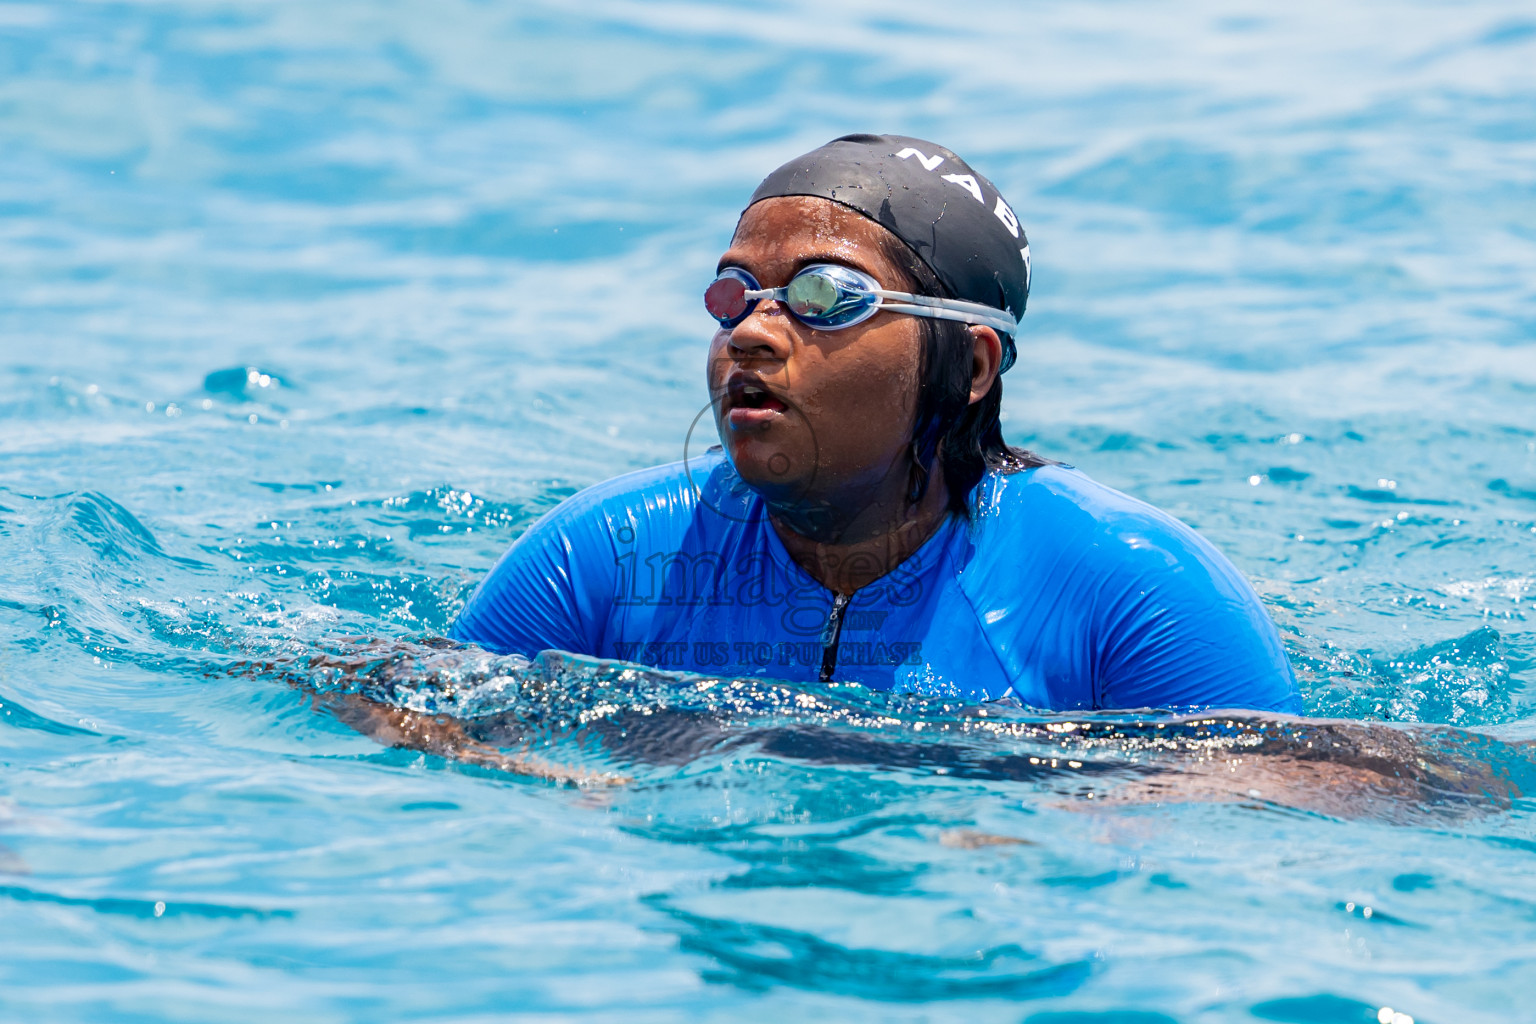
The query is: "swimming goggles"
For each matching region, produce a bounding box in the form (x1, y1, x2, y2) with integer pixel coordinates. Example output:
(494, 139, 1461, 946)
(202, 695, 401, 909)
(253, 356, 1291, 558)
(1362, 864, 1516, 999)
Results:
(705, 263, 1018, 335)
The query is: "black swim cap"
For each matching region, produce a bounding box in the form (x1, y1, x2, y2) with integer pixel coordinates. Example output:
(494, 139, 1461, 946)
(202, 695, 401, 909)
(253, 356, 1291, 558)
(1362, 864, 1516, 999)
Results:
(747, 133, 1030, 371)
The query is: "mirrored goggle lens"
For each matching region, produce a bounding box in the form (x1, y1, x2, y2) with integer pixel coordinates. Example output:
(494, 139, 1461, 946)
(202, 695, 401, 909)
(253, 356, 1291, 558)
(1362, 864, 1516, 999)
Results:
(785, 271, 841, 320)
(785, 267, 876, 328)
(705, 274, 752, 324)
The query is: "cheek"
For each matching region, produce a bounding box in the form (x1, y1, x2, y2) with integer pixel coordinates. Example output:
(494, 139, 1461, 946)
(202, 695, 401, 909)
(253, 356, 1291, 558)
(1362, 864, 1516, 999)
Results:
(803, 326, 922, 441)
(830, 328, 920, 409)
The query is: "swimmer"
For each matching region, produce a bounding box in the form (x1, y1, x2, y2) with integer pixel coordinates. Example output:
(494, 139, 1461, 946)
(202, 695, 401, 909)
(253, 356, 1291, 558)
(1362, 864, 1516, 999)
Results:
(452, 134, 1301, 714)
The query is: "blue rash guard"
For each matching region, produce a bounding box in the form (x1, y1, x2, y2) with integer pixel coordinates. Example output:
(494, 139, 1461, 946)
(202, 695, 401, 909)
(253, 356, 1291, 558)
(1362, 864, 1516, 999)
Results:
(450, 449, 1302, 713)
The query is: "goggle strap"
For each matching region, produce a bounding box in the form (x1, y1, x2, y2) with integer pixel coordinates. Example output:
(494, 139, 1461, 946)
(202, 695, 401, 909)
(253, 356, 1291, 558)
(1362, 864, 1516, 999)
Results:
(875, 288, 1015, 320)
(878, 302, 1017, 334)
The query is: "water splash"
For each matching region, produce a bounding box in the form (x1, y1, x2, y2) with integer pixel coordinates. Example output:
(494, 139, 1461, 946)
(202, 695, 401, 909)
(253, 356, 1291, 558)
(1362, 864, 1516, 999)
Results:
(247, 638, 1536, 825)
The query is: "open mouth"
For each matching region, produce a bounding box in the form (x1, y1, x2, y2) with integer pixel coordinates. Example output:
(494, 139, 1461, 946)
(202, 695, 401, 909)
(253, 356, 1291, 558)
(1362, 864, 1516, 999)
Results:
(725, 377, 788, 424)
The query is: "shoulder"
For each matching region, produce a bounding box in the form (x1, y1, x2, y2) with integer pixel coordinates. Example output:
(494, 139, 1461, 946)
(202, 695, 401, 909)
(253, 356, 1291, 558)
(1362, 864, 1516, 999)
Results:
(533, 448, 745, 532)
(451, 450, 748, 652)
(973, 464, 1234, 581)
(968, 464, 1297, 712)
(547, 456, 701, 519)
(976, 463, 1174, 528)
(490, 449, 762, 578)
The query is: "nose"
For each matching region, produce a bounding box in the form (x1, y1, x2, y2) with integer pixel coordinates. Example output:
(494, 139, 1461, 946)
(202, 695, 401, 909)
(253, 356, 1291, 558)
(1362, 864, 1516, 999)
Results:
(725, 298, 794, 362)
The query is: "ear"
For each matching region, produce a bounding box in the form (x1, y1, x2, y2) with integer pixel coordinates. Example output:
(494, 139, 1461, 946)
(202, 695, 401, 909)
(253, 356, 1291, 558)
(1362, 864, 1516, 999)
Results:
(966, 326, 1004, 405)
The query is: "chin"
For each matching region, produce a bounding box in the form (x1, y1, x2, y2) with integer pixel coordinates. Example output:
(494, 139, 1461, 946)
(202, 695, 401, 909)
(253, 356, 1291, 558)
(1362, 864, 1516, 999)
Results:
(717, 420, 818, 504)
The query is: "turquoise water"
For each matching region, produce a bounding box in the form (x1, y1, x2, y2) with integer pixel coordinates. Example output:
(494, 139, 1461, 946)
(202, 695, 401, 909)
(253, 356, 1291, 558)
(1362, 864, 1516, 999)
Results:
(3, 0, 1536, 1019)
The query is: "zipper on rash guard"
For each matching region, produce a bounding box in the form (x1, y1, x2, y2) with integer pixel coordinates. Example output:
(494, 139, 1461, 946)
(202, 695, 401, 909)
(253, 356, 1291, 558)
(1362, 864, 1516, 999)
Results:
(819, 592, 852, 682)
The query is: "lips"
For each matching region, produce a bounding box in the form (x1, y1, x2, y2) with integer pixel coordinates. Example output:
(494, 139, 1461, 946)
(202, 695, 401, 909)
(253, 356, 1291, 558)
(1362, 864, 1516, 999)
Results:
(723, 374, 788, 429)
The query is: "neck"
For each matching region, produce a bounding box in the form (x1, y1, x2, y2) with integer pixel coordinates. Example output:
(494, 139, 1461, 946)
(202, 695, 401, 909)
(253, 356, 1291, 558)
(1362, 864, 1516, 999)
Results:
(767, 459, 953, 596)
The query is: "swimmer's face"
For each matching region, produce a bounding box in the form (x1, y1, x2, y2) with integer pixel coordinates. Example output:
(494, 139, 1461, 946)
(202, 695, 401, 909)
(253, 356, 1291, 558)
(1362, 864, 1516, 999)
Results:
(709, 196, 925, 509)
